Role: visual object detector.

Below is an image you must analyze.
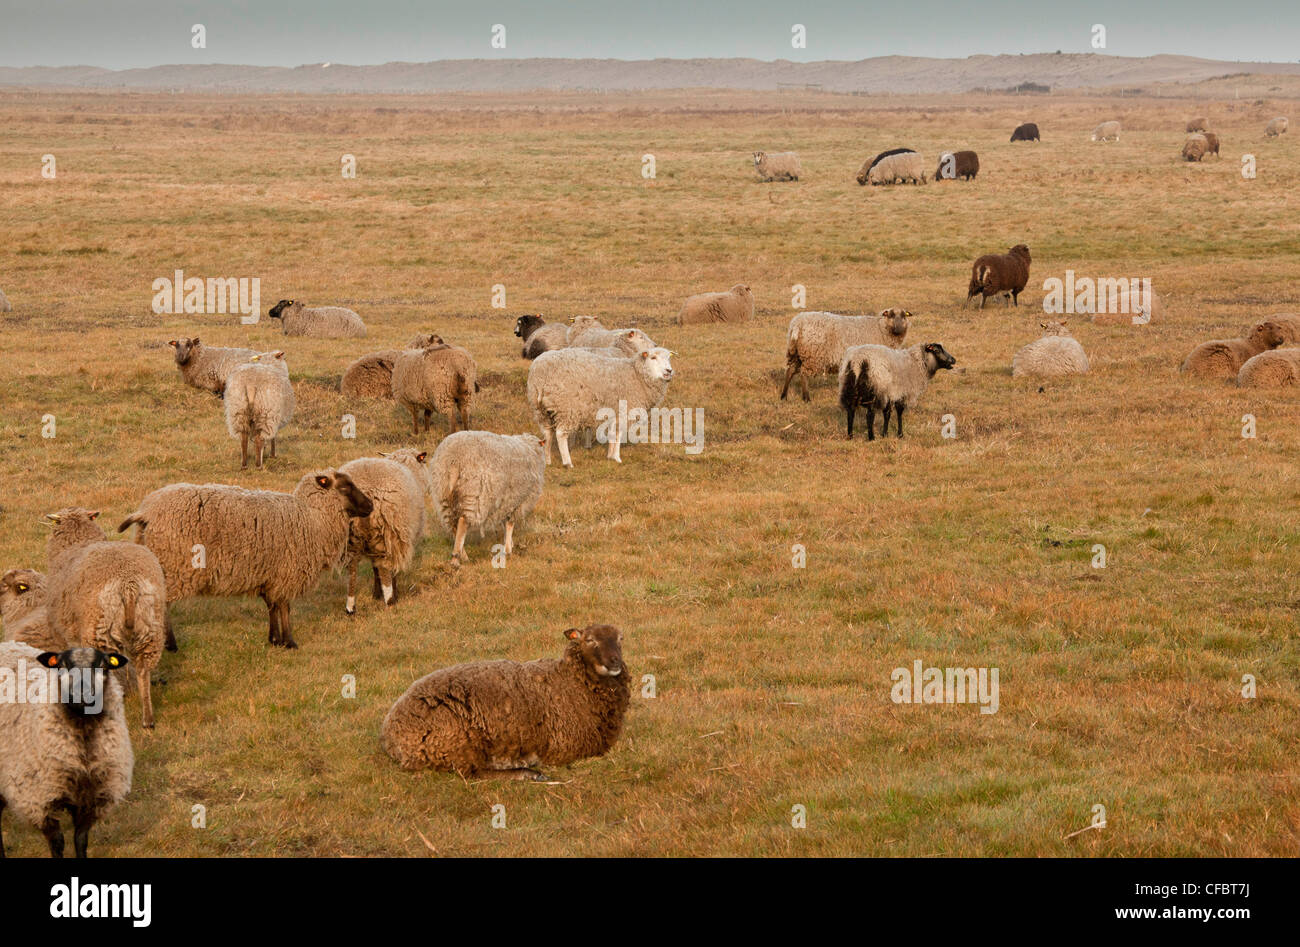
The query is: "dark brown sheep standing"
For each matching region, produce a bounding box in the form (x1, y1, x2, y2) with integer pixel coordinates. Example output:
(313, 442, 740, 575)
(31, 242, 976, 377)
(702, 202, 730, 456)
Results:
(966, 245, 1032, 308)
(1010, 123, 1040, 142)
(1203, 132, 1220, 157)
(935, 150, 979, 181)
(381, 625, 631, 781)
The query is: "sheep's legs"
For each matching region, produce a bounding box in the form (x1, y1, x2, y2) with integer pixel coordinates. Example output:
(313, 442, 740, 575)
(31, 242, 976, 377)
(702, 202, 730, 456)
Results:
(779, 361, 799, 400)
(41, 815, 64, 858)
(422, 409, 433, 433)
(880, 403, 891, 437)
(452, 516, 468, 563)
(138, 665, 154, 730)
(458, 403, 471, 431)
(504, 520, 514, 555)
(346, 560, 358, 615)
(70, 805, 93, 858)
(270, 437, 276, 458)
(895, 404, 905, 438)
(541, 426, 554, 465)
(607, 417, 623, 463)
(262, 592, 280, 644)
(377, 566, 395, 606)
(164, 611, 178, 652)
(239, 432, 249, 469)
(865, 406, 877, 441)
(800, 371, 811, 402)
(277, 602, 298, 649)
(844, 401, 856, 439)
(254, 434, 266, 469)
(408, 406, 420, 436)
(556, 428, 574, 467)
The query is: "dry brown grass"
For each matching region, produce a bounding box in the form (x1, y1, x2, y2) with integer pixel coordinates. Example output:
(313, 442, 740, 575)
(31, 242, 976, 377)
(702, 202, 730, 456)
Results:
(1, 89, 1298, 857)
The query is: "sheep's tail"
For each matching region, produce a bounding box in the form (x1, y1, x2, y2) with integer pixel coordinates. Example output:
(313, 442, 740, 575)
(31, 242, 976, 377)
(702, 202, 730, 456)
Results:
(786, 322, 802, 367)
(118, 511, 145, 535)
(440, 466, 461, 530)
(839, 360, 864, 413)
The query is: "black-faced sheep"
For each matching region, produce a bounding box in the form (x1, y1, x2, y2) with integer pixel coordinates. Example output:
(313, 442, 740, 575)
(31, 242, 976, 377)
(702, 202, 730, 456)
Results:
(966, 245, 1031, 308)
(267, 299, 367, 338)
(168, 338, 263, 397)
(381, 625, 630, 781)
(337, 449, 430, 613)
(514, 315, 568, 359)
(1010, 123, 1040, 142)
(857, 149, 925, 186)
(838, 342, 956, 440)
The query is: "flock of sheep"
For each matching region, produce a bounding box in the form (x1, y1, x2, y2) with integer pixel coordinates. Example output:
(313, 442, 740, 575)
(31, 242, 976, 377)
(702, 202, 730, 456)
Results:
(0, 104, 1295, 859)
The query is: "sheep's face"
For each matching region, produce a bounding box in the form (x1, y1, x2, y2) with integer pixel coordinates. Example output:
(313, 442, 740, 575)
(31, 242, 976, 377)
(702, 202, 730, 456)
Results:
(170, 337, 199, 365)
(268, 299, 294, 320)
(45, 508, 107, 545)
(1251, 323, 1286, 350)
(752, 152, 765, 167)
(922, 343, 957, 373)
(0, 568, 44, 618)
(33, 648, 128, 718)
(1040, 321, 1070, 337)
(881, 308, 912, 338)
(731, 283, 752, 298)
(566, 625, 624, 678)
(514, 315, 543, 339)
(302, 470, 375, 519)
(638, 348, 674, 382)
(1010, 245, 1031, 263)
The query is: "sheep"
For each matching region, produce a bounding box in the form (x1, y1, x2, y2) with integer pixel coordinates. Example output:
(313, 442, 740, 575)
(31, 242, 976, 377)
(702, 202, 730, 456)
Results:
(42, 509, 168, 730)
(935, 150, 979, 181)
(0, 569, 62, 652)
(339, 335, 442, 399)
(1186, 117, 1208, 133)
(1179, 321, 1286, 380)
(391, 340, 478, 435)
(0, 287, 11, 312)
(566, 316, 603, 345)
(838, 342, 956, 440)
(527, 348, 675, 467)
(1091, 121, 1121, 142)
(1203, 132, 1220, 156)
(1011, 321, 1090, 377)
(381, 624, 630, 781)
(752, 151, 801, 182)
(1265, 117, 1288, 137)
(224, 353, 294, 470)
(966, 245, 1032, 308)
(857, 149, 926, 186)
(430, 431, 546, 565)
(168, 338, 264, 397)
(677, 284, 754, 325)
(1010, 123, 1040, 142)
(855, 148, 909, 184)
(0, 643, 133, 858)
(1182, 134, 1208, 162)
(118, 470, 374, 650)
(514, 315, 568, 359)
(1238, 348, 1300, 388)
(337, 451, 429, 613)
(1092, 288, 1163, 325)
(780, 308, 911, 401)
(1259, 313, 1300, 342)
(570, 324, 656, 353)
(267, 299, 367, 338)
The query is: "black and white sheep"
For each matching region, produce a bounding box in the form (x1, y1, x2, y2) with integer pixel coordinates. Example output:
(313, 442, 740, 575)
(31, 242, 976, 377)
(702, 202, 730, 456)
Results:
(838, 342, 956, 440)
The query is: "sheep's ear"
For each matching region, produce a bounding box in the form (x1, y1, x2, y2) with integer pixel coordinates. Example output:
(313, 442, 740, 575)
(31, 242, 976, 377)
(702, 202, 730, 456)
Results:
(315, 475, 332, 488)
(89, 511, 100, 520)
(191, 338, 200, 346)
(36, 652, 61, 668)
(105, 653, 130, 669)
(168, 340, 179, 348)
(1040, 322, 1048, 328)
(416, 451, 428, 463)
(640, 351, 649, 360)
(45, 513, 61, 524)
(564, 628, 582, 641)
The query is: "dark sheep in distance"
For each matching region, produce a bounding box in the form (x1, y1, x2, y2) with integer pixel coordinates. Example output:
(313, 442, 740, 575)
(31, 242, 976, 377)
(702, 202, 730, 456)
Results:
(1010, 122, 1040, 142)
(935, 150, 979, 181)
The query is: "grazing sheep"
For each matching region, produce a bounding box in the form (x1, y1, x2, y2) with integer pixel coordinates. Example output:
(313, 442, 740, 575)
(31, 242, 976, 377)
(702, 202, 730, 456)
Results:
(1010, 123, 1040, 142)
(935, 150, 979, 181)
(267, 299, 367, 338)
(1203, 132, 1220, 156)
(838, 342, 956, 440)
(1238, 348, 1300, 388)
(0, 288, 10, 312)
(1265, 117, 1288, 137)
(515, 315, 568, 359)
(1180, 321, 1286, 380)
(168, 338, 265, 397)
(752, 151, 801, 182)
(337, 452, 429, 613)
(0, 644, 133, 858)
(528, 348, 675, 467)
(858, 149, 926, 186)
(430, 431, 546, 564)
(391, 340, 478, 435)
(118, 470, 374, 649)
(381, 625, 630, 780)
(0, 569, 62, 652)
(780, 308, 911, 401)
(224, 353, 294, 470)
(966, 245, 1032, 308)
(1012, 322, 1090, 377)
(570, 324, 656, 353)
(1186, 117, 1207, 133)
(1091, 121, 1121, 142)
(340, 335, 442, 399)
(41, 509, 166, 730)
(1183, 134, 1209, 162)
(677, 284, 754, 325)
(855, 148, 911, 184)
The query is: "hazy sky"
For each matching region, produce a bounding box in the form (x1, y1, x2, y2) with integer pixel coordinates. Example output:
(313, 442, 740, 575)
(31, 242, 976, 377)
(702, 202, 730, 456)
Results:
(2, 0, 1296, 68)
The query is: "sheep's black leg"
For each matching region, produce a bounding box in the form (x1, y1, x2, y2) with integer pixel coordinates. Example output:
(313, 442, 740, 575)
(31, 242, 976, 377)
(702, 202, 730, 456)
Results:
(779, 361, 798, 400)
(261, 592, 279, 645)
(1012, 289, 1020, 306)
(164, 611, 178, 651)
(239, 432, 249, 469)
(845, 401, 855, 438)
(41, 816, 64, 858)
(865, 406, 876, 441)
(278, 602, 298, 649)
(70, 805, 93, 858)
(881, 403, 891, 436)
(895, 404, 905, 438)
(371, 563, 383, 600)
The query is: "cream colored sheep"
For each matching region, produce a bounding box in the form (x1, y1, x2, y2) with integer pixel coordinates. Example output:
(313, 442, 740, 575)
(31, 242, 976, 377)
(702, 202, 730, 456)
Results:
(1092, 289, 1163, 325)
(1091, 121, 1121, 142)
(391, 341, 478, 435)
(781, 308, 911, 401)
(677, 284, 754, 325)
(1012, 322, 1090, 377)
(430, 431, 546, 564)
(267, 299, 366, 338)
(1265, 117, 1288, 137)
(753, 151, 801, 182)
(224, 352, 294, 469)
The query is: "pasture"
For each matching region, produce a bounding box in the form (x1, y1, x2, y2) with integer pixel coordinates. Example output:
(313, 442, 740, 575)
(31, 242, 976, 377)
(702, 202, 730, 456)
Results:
(0, 88, 1297, 856)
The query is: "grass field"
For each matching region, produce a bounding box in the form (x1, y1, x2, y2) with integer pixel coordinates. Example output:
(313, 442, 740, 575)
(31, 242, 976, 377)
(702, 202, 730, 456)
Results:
(1, 88, 1297, 857)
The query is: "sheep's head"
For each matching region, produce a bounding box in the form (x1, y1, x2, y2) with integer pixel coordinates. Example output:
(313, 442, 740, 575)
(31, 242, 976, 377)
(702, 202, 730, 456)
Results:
(299, 470, 375, 519)
(267, 299, 294, 320)
(1040, 321, 1071, 337)
(637, 348, 674, 382)
(921, 342, 957, 375)
(33, 648, 128, 718)
(855, 168, 869, 185)
(565, 625, 625, 678)
(752, 151, 766, 167)
(881, 308, 912, 338)
(170, 337, 200, 365)
(45, 508, 107, 545)
(1249, 322, 1286, 350)
(407, 333, 444, 350)
(730, 283, 752, 298)
(0, 568, 45, 620)
(514, 315, 544, 339)
(1010, 245, 1031, 263)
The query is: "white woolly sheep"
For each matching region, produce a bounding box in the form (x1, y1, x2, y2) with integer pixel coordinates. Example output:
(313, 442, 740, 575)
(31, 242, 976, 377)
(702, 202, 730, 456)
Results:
(0, 644, 133, 857)
(677, 284, 754, 325)
(1238, 348, 1300, 388)
(224, 352, 294, 469)
(391, 340, 478, 435)
(753, 151, 801, 182)
(430, 431, 546, 565)
(168, 338, 269, 397)
(267, 299, 367, 338)
(1265, 117, 1288, 137)
(381, 625, 630, 781)
(527, 348, 675, 466)
(118, 470, 374, 650)
(838, 342, 957, 440)
(864, 150, 926, 186)
(43, 509, 168, 730)
(337, 451, 430, 613)
(0, 569, 62, 652)
(1091, 121, 1121, 142)
(1092, 288, 1163, 325)
(1012, 322, 1090, 377)
(565, 316, 603, 345)
(569, 323, 656, 353)
(781, 308, 912, 401)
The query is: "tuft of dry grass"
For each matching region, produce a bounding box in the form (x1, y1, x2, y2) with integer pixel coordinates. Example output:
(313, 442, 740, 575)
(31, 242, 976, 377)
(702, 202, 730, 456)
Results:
(0, 89, 1297, 856)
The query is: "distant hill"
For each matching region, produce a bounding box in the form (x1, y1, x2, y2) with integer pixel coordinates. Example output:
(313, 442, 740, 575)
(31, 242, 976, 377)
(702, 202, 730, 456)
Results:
(3, 53, 1300, 95)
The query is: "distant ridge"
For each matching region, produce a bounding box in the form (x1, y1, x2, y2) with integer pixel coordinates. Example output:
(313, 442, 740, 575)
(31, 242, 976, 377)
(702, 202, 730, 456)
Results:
(3, 53, 1300, 95)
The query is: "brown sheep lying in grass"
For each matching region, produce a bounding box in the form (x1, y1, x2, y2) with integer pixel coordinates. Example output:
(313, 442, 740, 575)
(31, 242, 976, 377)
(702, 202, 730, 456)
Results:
(1180, 322, 1286, 380)
(1238, 348, 1300, 388)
